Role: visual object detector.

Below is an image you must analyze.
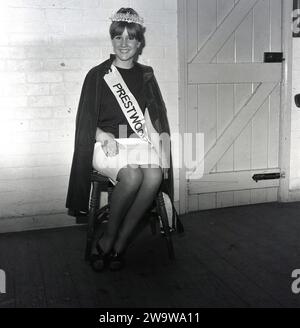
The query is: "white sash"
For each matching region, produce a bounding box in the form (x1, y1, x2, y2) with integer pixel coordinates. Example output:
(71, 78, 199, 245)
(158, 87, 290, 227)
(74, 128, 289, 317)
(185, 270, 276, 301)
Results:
(104, 65, 151, 144)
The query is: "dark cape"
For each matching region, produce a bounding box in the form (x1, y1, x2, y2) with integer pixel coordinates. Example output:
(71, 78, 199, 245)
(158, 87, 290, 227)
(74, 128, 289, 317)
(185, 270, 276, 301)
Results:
(66, 54, 175, 215)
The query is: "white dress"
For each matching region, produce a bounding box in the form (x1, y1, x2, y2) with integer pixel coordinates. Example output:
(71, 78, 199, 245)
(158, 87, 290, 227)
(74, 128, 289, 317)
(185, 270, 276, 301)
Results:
(92, 137, 160, 185)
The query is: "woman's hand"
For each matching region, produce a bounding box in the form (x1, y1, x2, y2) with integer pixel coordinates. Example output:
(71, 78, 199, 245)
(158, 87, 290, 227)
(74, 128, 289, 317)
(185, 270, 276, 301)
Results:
(102, 139, 119, 157)
(101, 136, 119, 157)
(95, 128, 120, 157)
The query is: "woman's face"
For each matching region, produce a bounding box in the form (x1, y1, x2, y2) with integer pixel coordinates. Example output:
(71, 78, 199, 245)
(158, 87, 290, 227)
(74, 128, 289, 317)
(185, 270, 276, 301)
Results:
(112, 28, 141, 64)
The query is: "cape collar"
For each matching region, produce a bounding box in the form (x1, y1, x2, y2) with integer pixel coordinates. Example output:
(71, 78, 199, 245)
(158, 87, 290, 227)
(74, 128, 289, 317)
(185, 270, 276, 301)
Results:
(102, 54, 154, 83)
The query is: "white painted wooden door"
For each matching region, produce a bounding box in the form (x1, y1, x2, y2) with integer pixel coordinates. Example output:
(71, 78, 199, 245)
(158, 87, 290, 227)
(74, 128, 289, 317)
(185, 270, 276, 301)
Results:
(179, 0, 283, 211)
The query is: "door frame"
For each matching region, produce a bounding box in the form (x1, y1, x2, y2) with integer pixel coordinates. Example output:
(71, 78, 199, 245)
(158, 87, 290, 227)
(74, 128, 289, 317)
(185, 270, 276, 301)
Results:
(177, 0, 293, 213)
(178, 0, 188, 214)
(279, 0, 293, 202)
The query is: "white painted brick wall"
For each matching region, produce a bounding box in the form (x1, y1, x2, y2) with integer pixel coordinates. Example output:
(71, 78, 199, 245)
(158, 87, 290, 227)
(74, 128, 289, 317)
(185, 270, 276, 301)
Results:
(0, 0, 178, 221)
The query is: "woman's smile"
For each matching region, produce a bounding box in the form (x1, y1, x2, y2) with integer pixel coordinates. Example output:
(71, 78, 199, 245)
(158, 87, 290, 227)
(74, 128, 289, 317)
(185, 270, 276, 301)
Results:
(112, 28, 140, 67)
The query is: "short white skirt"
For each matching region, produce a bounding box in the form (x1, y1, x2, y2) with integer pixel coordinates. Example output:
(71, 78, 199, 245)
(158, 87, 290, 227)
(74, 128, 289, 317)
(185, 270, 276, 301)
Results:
(92, 138, 160, 185)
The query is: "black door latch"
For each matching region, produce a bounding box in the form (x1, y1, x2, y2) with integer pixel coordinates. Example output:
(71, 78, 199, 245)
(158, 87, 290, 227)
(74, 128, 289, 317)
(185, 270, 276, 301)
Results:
(264, 52, 284, 63)
(295, 94, 300, 108)
(252, 173, 281, 182)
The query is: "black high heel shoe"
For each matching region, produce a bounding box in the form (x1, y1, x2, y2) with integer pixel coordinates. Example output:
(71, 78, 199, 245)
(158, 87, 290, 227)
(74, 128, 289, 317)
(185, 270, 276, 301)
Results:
(109, 251, 125, 271)
(89, 237, 109, 272)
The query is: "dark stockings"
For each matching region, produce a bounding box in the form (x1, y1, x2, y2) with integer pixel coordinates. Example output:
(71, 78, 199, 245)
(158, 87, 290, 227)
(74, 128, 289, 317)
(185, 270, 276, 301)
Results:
(99, 165, 162, 255)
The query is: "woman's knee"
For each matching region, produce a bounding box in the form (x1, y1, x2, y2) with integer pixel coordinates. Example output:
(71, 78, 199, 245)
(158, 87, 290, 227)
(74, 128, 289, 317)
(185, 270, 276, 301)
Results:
(117, 166, 143, 189)
(142, 168, 163, 189)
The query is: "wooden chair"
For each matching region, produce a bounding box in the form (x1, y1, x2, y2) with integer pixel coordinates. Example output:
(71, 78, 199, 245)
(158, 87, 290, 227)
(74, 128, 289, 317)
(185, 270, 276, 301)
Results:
(84, 170, 175, 262)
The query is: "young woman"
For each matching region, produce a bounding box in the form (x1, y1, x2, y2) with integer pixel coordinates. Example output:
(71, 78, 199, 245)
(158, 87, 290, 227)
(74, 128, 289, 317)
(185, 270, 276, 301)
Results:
(66, 8, 174, 271)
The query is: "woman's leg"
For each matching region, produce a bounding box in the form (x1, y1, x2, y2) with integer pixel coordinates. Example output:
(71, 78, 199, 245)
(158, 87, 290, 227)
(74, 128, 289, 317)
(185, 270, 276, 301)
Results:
(99, 166, 143, 254)
(113, 166, 162, 254)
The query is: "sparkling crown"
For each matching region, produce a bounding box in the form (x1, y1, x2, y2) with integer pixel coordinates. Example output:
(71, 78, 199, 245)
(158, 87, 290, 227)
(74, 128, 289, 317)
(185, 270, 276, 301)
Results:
(110, 12, 144, 26)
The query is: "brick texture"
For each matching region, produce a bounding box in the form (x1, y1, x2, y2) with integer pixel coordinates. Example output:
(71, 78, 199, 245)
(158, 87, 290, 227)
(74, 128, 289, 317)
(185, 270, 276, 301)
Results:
(0, 0, 178, 221)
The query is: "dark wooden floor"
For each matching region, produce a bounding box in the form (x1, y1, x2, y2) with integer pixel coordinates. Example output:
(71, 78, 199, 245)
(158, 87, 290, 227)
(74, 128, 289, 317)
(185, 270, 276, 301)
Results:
(1, 201, 300, 308)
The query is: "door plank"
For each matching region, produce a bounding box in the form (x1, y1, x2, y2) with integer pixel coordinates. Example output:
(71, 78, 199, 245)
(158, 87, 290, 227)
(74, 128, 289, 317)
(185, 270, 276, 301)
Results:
(197, 0, 217, 59)
(251, 188, 267, 204)
(188, 195, 199, 212)
(189, 168, 280, 194)
(215, 14, 235, 172)
(235, 10, 253, 63)
(188, 63, 282, 84)
(216, 191, 234, 208)
(203, 82, 277, 174)
(217, 0, 235, 26)
(192, 0, 260, 63)
(233, 190, 251, 206)
(268, 83, 280, 168)
(253, 0, 270, 62)
(187, 85, 198, 172)
(217, 84, 235, 138)
(251, 98, 269, 169)
(216, 33, 235, 63)
(234, 120, 252, 170)
(266, 187, 278, 202)
(217, 145, 234, 173)
(197, 84, 217, 154)
(187, 0, 198, 62)
(270, 0, 282, 51)
(197, 193, 217, 210)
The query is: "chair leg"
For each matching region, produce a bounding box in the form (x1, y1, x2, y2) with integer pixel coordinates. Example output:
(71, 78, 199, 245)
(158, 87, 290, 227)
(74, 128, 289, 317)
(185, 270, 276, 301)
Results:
(107, 185, 114, 204)
(85, 181, 100, 261)
(156, 191, 175, 260)
(149, 213, 157, 235)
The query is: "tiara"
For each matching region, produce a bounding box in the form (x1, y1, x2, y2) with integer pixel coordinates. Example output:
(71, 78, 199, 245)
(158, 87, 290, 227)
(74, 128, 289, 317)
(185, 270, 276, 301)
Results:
(110, 12, 144, 26)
